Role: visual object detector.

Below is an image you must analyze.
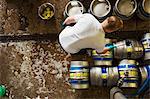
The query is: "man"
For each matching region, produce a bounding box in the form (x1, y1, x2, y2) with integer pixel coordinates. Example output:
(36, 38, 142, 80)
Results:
(59, 13, 123, 54)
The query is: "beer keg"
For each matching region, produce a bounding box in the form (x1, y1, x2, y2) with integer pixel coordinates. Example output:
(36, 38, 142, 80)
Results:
(64, 1, 86, 17)
(141, 33, 150, 60)
(139, 65, 150, 86)
(69, 61, 89, 89)
(38, 3, 55, 20)
(113, 0, 137, 20)
(118, 59, 139, 88)
(92, 44, 113, 66)
(90, 67, 119, 87)
(137, 0, 150, 20)
(89, 0, 111, 20)
(114, 39, 144, 59)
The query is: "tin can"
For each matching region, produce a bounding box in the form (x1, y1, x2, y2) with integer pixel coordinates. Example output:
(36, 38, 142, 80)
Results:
(89, 0, 112, 21)
(114, 39, 144, 59)
(141, 33, 150, 60)
(90, 67, 119, 87)
(118, 59, 139, 88)
(69, 61, 89, 89)
(64, 1, 86, 17)
(113, 0, 137, 20)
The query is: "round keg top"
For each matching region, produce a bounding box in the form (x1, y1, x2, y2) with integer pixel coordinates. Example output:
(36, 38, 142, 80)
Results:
(90, 0, 111, 18)
(38, 3, 55, 20)
(143, 0, 150, 14)
(143, 33, 150, 38)
(71, 61, 89, 66)
(65, 1, 84, 16)
(115, 0, 137, 16)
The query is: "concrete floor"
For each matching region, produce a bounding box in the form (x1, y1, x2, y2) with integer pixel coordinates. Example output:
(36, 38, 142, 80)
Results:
(0, 0, 150, 99)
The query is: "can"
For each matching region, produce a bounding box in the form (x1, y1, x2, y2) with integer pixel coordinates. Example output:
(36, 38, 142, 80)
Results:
(141, 33, 150, 60)
(113, 0, 137, 20)
(137, 0, 150, 20)
(89, 0, 112, 21)
(118, 59, 139, 88)
(114, 39, 144, 59)
(69, 61, 89, 89)
(90, 67, 119, 87)
(64, 1, 86, 17)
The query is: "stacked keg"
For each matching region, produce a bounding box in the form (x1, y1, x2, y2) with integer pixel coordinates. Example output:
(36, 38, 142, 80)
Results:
(117, 59, 139, 88)
(141, 33, 150, 61)
(90, 39, 119, 87)
(69, 61, 90, 89)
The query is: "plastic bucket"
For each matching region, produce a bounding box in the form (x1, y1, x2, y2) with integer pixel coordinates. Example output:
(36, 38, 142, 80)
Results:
(38, 3, 55, 20)
(64, 1, 86, 17)
(89, 0, 111, 20)
(69, 61, 89, 89)
(113, 0, 137, 20)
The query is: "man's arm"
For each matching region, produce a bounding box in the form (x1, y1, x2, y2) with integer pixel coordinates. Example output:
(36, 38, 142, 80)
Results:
(63, 14, 84, 25)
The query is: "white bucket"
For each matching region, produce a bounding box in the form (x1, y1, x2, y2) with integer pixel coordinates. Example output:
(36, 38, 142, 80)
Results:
(64, 1, 86, 17)
(89, 0, 111, 20)
(114, 0, 137, 20)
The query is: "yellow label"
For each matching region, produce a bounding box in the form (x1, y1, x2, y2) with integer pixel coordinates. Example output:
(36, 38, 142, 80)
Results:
(127, 47, 132, 52)
(101, 74, 107, 79)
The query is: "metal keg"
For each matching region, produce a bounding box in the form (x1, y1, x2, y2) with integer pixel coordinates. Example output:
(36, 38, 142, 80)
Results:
(38, 3, 55, 20)
(139, 65, 149, 86)
(137, 0, 150, 20)
(89, 0, 111, 20)
(114, 39, 144, 59)
(64, 1, 86, 17)
(113, 0, 137, 20)
(90, 67, 119, 87)
(141, 33, 150, 60)
(92, 39, 113, 66)
(118, 59, 139, 88)
(69, 61, 89, 89)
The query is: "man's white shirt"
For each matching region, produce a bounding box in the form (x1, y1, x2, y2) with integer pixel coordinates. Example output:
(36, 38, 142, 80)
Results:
(59, 14, 106, 54)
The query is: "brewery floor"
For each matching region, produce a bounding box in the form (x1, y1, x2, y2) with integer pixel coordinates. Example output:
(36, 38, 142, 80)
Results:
(0, 0, 150, 99)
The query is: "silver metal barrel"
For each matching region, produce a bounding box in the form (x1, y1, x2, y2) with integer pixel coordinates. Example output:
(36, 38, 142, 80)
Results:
(114, 39, 144, 59)
(118, 59, 139, 88)
(90, 67, 119, 87)
(64, 1, 86, 17)
(141, 33, 150, 60)
(89, 0, 112, 21)
(113, 0, 137, 20)
(137, 0, 150, 20)
(69, 61, 89, 89)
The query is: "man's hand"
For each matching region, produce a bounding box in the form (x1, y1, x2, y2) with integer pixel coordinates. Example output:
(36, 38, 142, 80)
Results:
(63, 16, 76, 25)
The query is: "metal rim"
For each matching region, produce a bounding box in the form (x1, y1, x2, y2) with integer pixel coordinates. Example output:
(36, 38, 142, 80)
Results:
(142, 0, 150, 14)
(90, 0, 111, 18)
(71, 61, 89, 66)
(65, 1, 84, 17)
(38, 3, 55, 20)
